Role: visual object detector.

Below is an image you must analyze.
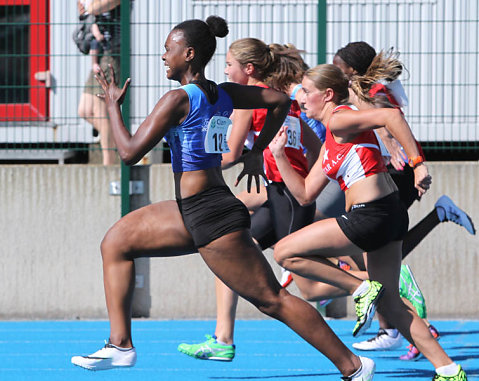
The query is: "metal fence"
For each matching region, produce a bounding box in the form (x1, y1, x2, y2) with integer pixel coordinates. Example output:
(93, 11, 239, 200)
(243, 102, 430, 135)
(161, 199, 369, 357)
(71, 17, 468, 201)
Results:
(0, 0, 477, 164)
(326, 0, 479, 159)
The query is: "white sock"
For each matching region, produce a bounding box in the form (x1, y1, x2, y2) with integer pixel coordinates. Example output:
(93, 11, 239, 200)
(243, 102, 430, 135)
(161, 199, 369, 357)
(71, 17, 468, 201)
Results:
(352, 281, 370, 298)
(436, 362, 459, 377)
(215, 338, 231, 346)
(109, 343, 133, 351)
(347, 363, 363, 378)
(384, 328, 399, 338)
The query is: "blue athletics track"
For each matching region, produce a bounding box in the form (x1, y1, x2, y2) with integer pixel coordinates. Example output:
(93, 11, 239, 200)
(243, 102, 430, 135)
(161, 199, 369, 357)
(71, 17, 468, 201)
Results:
(1, 319, 478, 381)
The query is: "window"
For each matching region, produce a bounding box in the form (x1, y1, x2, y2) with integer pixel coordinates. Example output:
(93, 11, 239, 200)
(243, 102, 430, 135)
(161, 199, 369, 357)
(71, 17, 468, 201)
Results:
(0, 0, 49, 121)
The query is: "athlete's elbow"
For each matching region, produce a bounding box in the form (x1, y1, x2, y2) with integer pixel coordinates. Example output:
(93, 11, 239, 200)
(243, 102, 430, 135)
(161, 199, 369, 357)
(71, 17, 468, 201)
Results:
(121, 157, 137, 166)
(122, 157, 138, 166)
(300, 188, 320, 206)
(119, 150, 140, 166)
(296, 194, 314, 207)
(299, 199, 315, 207)
(388, 108, 403, 124)
(286, 186, 313, 206)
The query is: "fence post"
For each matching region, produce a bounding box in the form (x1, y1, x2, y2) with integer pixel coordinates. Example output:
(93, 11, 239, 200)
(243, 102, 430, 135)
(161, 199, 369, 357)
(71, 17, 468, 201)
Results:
(317, 0, 327, 64)
(118, 0, 150, 317)
(120, 0, 132, 217)
(130, 165, 152, 318)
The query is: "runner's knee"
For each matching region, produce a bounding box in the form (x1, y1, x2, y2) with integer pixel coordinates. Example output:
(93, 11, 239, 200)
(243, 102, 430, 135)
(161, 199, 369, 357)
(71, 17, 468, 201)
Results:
(255, 288, 289, 318)
(100, 223, 133, 262)
(274, 240, 293, 267)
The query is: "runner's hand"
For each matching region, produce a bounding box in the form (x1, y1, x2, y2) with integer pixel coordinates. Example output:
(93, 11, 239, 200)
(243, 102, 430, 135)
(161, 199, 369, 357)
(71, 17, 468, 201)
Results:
(234, 149, 267, 193)
(413, 163, 432, 197)
(269, 125, 288, 158)
(94, 64, 131, 106)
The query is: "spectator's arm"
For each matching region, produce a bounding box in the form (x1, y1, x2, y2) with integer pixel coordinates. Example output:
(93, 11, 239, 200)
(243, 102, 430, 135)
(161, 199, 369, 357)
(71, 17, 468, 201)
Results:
(91, 23, 104, 41)
(87, 0, 121, 15)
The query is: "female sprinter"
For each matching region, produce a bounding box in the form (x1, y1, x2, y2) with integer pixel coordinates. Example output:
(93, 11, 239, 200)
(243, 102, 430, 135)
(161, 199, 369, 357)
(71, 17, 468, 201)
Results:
(177, 39, 321, 362)
(71, 17, 374, 381)
(270, 63, 467, 381)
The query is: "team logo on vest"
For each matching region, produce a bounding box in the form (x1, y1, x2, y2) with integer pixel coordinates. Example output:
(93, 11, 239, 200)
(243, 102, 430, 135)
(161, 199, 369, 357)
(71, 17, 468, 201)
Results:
(323, 149, 344, 172)
(201, 118, 210, 132)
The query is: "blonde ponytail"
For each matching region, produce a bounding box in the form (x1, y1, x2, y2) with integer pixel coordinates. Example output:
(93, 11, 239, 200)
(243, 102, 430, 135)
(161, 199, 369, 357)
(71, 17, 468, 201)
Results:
(350, 49, 404, 104)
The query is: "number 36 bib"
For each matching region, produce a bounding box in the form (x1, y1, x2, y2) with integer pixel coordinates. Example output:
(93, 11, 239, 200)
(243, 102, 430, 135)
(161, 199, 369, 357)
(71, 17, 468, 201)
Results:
(284, 115, 301, 150)
(204, 116, 232, 153)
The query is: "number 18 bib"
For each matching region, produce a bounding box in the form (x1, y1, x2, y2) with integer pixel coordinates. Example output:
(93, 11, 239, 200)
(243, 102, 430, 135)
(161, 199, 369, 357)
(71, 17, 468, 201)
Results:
(204, 116, 232, 153)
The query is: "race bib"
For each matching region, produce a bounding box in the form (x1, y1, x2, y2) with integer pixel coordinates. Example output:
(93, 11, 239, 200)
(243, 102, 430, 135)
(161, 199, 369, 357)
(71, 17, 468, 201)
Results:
(284, 115, 301, 149)
(204, 116, 232, 153)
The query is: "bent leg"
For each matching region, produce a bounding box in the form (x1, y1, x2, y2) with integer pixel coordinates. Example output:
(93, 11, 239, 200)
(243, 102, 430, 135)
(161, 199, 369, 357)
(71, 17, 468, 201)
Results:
(78, 92, 95, 124)
(236, 185, 267, 214)
(78, 92, 116, 165)
(293, 267, 370, 302)
(199, 230, 361, 377)
(101, 200, 196, 347)
(274, 218, 365, 294)
(293, 275, 350, 301)
(367, 241, 452, 368)
(402, 210, 440, 259)
(93, 98, 116, 165)
(214, 277, 238, 344)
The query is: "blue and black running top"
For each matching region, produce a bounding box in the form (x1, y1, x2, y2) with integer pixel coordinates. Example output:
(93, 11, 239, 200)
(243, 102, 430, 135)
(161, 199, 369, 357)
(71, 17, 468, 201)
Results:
(164, 83, 234, 173)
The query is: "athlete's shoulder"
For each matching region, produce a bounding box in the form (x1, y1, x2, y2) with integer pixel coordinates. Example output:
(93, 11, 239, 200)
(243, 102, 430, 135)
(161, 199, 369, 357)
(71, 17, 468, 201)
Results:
(163, 87, 189, 101)
(334, 104, 354, 113)
(155, 88, 190, 123)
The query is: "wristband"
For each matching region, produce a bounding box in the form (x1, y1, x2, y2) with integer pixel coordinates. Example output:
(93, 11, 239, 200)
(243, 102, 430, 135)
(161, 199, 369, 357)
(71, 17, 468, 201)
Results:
(408, 156, 424, 168)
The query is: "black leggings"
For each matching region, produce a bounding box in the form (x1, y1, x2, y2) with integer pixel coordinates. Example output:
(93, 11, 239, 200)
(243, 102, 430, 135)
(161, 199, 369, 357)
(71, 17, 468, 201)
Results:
(251, 182, 316, 250)
(388, 164, 420, 209)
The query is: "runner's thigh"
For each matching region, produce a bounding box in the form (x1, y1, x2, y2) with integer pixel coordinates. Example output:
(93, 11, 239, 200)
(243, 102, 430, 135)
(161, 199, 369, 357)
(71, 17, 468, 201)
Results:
(109, 200, 196, 257)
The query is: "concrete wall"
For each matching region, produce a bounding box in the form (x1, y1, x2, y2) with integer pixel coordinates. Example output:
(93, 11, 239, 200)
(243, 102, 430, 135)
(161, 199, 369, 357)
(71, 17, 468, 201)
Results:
(1, 163, 478, 320)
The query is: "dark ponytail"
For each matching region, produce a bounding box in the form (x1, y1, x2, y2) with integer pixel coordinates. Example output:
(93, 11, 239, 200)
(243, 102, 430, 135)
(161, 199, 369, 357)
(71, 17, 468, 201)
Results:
(336, 41, 376, 76)
(206, 15, 228, 38)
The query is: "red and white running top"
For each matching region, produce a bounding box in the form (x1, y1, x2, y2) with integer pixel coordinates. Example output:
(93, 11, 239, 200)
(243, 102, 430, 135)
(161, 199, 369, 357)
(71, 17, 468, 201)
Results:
(322, 105, 387, 191)
(245, 84, 309, 183)
(369, 83, 425, 160)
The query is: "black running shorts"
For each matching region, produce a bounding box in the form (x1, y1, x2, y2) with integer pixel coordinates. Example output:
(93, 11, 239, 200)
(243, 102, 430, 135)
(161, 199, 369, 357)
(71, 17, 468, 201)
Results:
(176, 186, 251, 248)
(336, 191, 409, 252)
